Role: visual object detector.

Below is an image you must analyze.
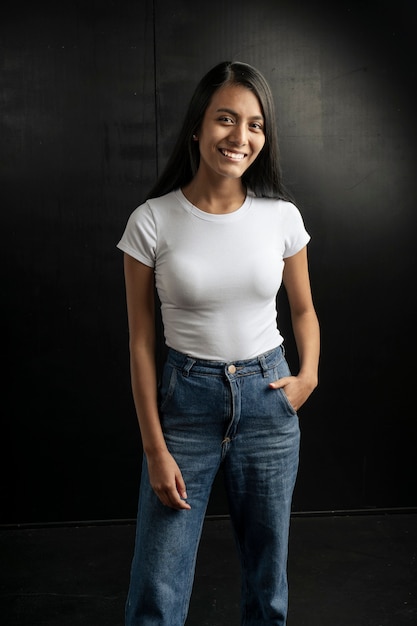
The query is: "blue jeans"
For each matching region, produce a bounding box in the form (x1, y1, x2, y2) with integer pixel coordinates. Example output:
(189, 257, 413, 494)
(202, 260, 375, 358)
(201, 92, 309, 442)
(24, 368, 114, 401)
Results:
(125, 346, 300, 626)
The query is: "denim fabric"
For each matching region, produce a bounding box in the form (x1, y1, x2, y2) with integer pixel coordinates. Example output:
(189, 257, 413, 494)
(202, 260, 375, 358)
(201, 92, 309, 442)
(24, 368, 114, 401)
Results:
(125, 346, 300, 626)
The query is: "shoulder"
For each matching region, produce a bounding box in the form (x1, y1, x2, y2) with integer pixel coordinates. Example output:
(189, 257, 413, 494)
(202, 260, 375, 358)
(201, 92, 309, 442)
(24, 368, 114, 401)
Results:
(125, 190, 180, 225)
(146, 189, 181, 212)
(250, 195, 303, 219)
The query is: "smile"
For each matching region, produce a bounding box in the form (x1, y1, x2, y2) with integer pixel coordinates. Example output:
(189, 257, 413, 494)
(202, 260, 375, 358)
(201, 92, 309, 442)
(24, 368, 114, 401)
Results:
(219, 148, 246, 161)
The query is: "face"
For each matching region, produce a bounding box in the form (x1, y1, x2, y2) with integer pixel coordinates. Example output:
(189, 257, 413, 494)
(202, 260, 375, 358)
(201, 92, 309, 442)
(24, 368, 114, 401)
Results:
(195, 84, 266, 182)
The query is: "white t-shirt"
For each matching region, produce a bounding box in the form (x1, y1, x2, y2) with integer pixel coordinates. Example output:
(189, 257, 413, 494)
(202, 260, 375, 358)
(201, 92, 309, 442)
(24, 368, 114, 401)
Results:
(117, 189, 310, 361)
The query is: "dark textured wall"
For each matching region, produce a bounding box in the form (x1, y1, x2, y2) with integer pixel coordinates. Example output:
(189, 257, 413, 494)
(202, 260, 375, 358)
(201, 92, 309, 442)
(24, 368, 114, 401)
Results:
(2, 0, 416, 524)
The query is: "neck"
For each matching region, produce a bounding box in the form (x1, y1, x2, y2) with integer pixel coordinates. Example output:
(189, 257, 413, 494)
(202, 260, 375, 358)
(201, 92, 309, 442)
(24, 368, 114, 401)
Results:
(182, 175, 246, 215)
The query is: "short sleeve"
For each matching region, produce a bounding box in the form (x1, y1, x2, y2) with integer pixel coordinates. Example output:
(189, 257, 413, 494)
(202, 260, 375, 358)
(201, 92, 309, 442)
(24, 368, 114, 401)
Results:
(116, 202, 156, 267)
(282, 202, 311, 258)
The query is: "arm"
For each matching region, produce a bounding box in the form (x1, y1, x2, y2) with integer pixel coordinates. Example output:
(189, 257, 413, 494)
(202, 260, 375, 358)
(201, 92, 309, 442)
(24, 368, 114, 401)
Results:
(123, 253, 191, 509)
(269, 246, 320, 411)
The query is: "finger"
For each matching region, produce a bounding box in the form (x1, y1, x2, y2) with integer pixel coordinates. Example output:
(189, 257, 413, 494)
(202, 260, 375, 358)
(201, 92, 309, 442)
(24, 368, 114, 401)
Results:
(268, 376, 290, 389)
(155, 481, 191, 510)
(167, 488, 191, 510)
(174, 475, 191, 509)
(175, 473, 188, 501)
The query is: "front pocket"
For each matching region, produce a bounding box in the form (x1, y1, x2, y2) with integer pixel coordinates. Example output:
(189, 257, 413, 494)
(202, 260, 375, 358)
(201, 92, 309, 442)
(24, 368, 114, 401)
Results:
(278, 388, 297, 416)
(159, 365, 178, 412)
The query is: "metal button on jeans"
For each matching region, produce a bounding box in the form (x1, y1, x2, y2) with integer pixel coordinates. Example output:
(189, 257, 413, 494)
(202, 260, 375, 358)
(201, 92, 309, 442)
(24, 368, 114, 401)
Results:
(228, 364, 237, 374)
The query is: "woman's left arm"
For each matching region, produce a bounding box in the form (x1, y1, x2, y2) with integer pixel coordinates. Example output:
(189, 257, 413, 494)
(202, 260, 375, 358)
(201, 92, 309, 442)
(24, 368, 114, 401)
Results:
(269, 246, 320, 411)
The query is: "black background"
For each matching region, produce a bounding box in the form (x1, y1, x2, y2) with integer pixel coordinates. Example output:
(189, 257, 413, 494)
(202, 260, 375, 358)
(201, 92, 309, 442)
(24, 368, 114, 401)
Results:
(2, 0, 416, 524)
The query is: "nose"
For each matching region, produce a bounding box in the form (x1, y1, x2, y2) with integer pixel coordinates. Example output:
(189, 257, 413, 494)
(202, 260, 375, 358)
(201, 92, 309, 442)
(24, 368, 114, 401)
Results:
(228, 123, 247, 146)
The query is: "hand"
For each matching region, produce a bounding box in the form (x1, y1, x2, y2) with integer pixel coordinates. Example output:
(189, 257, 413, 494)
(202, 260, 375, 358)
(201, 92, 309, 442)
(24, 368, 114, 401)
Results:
(146, 449, 191, 510)
(269, 374, 316, 412)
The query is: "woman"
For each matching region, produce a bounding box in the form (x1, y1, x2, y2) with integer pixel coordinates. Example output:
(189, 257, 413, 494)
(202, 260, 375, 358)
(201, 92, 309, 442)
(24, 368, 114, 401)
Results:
(117, 61, 320, 626)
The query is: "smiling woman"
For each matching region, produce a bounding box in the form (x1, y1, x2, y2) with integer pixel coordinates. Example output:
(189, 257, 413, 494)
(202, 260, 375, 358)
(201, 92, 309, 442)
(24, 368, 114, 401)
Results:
(146, 61, 285, 200)
(183, 84, 266, 213)
(117, 61, 320, 626)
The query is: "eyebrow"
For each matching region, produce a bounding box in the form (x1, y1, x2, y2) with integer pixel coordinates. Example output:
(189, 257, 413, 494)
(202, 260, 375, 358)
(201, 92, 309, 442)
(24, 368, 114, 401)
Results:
(215, 107, 264, 120)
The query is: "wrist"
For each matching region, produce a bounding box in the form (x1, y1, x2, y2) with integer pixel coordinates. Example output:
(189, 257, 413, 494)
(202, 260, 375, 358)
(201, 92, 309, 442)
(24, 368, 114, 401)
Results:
(298, 371, 318, 391)
(143, 443, 169, 459)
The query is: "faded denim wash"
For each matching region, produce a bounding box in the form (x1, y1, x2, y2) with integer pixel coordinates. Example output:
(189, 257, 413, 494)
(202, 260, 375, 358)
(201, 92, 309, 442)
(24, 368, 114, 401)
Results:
(126, 345, 300, 626)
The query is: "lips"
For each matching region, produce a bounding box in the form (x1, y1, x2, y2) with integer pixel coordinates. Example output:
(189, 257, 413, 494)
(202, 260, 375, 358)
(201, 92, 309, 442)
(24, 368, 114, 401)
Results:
(219, 148, 246, 161)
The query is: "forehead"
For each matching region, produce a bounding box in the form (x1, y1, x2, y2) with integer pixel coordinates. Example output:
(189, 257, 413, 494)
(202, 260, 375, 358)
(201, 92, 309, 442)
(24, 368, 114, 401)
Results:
(206, 84, 263, 117)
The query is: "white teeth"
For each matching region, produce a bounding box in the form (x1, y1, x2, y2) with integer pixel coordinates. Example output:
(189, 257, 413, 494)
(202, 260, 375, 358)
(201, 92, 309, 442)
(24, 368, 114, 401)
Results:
(221, 149, 245, 160)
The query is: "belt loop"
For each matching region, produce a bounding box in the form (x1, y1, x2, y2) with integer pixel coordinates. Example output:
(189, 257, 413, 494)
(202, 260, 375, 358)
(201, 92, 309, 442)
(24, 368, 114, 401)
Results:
(258, 354, 268, 377)
(182, 357, 196, 377)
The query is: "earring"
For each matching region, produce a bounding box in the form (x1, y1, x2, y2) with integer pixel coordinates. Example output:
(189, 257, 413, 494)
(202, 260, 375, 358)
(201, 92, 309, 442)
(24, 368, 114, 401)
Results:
(192, 134, 198, 141)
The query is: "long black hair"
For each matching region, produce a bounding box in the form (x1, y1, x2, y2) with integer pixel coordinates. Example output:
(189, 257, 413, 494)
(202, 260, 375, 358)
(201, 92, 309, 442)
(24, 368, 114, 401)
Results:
(147, 61, 292, 201)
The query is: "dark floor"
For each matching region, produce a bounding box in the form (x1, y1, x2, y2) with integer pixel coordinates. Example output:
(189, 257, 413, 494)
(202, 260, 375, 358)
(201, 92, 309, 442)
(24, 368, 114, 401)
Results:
(1, 512, 416, 625)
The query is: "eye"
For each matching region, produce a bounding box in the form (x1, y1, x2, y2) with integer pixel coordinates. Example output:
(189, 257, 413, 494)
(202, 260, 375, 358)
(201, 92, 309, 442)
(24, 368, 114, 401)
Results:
(218, 115, 234, 124)
(250, 121, 264, 131)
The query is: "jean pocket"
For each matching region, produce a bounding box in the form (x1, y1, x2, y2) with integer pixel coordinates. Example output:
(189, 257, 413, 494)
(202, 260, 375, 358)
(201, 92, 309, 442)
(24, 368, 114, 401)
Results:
(278, 388, 298, 416)
(159, 365, 178, 412)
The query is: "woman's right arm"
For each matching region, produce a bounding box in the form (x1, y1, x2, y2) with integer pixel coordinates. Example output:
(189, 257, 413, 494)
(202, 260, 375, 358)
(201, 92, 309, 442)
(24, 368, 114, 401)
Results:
(123, 253, 191, 510)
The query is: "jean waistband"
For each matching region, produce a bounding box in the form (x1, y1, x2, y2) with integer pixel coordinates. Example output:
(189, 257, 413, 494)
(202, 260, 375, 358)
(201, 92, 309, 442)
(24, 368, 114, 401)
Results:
(165, 345, 284, 377)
